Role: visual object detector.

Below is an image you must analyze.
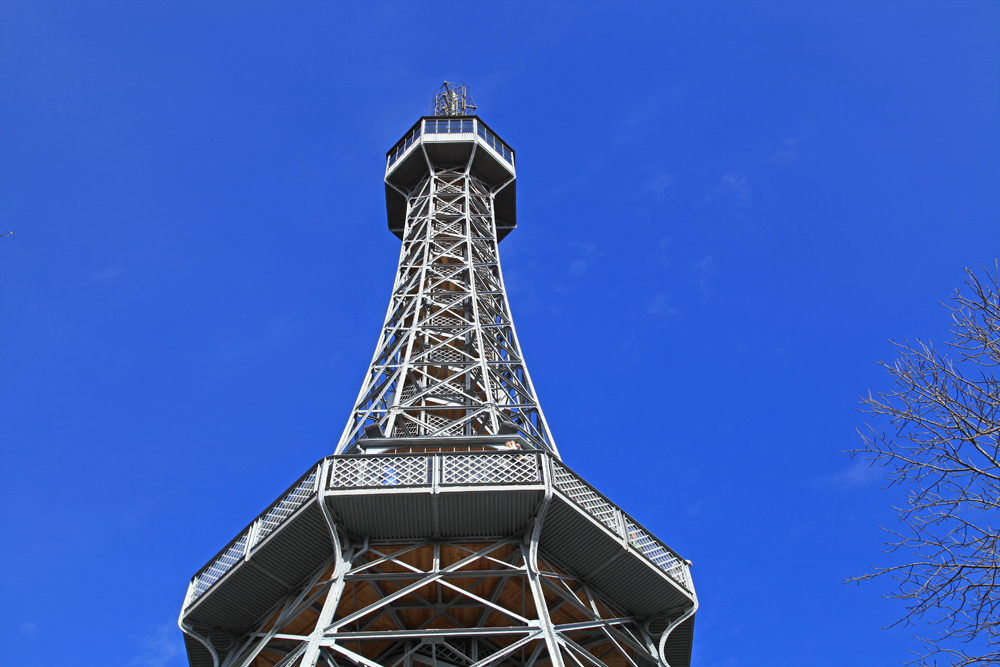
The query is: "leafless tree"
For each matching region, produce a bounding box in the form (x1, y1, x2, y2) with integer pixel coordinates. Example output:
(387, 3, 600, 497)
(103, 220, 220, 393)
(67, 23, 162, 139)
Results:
(850, 260, 999, 666)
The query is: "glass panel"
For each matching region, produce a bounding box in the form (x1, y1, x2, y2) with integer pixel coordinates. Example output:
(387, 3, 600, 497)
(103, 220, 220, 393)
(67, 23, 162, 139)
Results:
(413, 127, 421, 138)
(462, 120, 473, 133)
(425, 120, 436, 134)
(477, 124, 486, 138)
(450, 119, 461, 133)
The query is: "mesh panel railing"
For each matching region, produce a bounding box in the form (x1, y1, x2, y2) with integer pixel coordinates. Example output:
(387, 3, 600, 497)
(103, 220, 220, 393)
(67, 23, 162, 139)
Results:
(552, 460, 690, 590)
(551, 461, 620, 531)
(254, 471, 318, 545)
(441, 452, 541, 485)
(328, 455, 432, 488)
(192, 532, 250, 600)
(327, 452, 542, 489)
(190, 452, 690, 606)
(189, 468, 319, 604)
(624, 517, 690, 590)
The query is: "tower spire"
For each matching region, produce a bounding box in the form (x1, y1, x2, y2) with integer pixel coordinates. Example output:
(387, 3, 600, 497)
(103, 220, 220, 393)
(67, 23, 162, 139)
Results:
(433, 81, 477, 116)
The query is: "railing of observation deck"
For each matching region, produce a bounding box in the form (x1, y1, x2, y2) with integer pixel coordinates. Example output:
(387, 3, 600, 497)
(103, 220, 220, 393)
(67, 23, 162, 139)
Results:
(551, 460, 692, 591)
(187, 466, 320, 603)
(386, 118, 514, 169)
(186, 450, 689, 607)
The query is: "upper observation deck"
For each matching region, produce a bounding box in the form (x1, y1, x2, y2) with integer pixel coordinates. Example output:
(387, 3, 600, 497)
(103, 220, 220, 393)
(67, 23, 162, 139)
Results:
(384, 116, 517, 241)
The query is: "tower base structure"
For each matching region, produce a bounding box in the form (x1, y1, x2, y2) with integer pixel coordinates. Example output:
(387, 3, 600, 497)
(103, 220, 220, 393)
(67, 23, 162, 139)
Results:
(180, 440, 696, 667)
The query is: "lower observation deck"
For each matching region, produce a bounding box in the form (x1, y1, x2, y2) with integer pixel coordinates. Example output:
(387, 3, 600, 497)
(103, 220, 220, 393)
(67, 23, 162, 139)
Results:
(180, 441, 696, 667)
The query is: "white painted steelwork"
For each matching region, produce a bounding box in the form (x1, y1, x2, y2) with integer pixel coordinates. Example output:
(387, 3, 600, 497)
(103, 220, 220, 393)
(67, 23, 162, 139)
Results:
(180, 86, 698, 667)
(433, 81, 477, 117)
(180, 449, 696, 667)
(337, 155, 552, 453)
(184, 450, 692, 609)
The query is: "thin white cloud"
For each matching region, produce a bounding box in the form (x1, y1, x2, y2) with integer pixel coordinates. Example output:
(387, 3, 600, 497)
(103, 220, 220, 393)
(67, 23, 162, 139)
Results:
(568, 242, 599, 277)
(698, 173, 750, 208)
(129, 622, 181, 667)
(215, 316, 296, 365)
(647, 293, 678, 317)
(645, 172, 674, 194)
(720, 173, 749, 200)
(92, 266, 123, 282)
(770, 137, 799, 165)
(821, 460, 885, 490)
(692, 255, 717, 298)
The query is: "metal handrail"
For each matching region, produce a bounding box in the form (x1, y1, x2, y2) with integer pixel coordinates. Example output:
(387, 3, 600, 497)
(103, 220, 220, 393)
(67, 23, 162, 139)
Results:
(186, 450, 689, 608)
(187, 463, 321, 603)
(551, 459, 692, 591)
(326, 450, 544, 489)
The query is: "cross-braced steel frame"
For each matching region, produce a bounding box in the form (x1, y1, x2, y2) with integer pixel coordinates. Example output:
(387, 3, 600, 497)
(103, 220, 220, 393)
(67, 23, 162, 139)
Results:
(204, 527, 684, 667)
(433, 82, 476, 117)
(181, 93, 697, 667)
(337, 163, 556, 455)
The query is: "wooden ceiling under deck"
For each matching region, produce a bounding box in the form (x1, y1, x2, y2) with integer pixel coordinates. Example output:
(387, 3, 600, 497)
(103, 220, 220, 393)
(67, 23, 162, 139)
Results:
(249, 542, 643, 667)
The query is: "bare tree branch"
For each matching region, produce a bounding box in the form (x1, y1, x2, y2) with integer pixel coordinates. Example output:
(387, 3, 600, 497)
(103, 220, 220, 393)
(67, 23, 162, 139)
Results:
(849, 260, 999, 666)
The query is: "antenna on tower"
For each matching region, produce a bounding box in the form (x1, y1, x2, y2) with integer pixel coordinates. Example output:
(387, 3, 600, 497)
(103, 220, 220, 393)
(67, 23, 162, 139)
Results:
(432, 81, 476, 116)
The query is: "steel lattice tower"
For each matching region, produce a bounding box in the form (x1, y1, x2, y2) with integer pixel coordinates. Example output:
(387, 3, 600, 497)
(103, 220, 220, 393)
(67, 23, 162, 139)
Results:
(179, 82, 697, 667)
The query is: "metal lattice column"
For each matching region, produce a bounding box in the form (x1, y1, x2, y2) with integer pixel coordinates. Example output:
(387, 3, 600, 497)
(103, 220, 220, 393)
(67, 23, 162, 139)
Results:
(337, 164, 556, 455)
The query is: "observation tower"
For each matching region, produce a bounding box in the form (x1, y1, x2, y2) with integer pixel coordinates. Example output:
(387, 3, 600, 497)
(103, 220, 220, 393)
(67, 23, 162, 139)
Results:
(179, 82, 698, 667)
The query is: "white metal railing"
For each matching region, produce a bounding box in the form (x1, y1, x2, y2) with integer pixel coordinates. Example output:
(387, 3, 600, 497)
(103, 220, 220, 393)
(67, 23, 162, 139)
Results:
(189, 467, 319, 603)
(188, 451, 690, 606)
(440, 452, 541, 485)
(552, 461, 691, 591)
(551, 461, 620, 531)
(326, 451, 543, 489)
(254, 473, 318, 545)
(328, 455, 432, 488)
(623, 517, 690, 590)
(386, 119, 514, 170)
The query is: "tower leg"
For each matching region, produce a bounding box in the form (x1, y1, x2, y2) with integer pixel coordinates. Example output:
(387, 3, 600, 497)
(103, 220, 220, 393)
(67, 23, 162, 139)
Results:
(521, 542, 566, 667)
(301, 541, 355, 666)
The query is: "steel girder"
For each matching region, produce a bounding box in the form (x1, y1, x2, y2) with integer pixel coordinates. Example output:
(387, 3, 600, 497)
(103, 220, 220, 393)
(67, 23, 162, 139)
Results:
(213, 533, 670, 667)
(337, 161, 556, 455)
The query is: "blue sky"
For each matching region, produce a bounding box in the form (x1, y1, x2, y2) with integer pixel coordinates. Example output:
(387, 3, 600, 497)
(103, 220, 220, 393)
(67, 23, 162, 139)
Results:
(1, 2, 998, 665)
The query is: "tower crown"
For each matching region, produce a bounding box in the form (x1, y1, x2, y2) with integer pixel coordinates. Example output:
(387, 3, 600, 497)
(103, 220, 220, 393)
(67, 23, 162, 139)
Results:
(384, 111, 516, 240)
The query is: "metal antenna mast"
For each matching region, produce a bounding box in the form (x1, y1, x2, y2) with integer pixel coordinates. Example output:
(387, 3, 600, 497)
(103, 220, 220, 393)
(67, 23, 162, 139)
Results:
(433, 81, 477, 116)
(179, 84, 698, 667)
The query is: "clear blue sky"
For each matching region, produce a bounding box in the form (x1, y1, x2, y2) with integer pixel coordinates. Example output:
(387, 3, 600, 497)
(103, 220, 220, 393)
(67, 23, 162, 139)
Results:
(1, 2, 997, 665)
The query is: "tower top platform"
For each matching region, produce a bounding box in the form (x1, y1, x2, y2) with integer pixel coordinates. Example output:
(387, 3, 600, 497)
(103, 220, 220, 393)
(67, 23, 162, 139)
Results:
(384, 115, 516, 241)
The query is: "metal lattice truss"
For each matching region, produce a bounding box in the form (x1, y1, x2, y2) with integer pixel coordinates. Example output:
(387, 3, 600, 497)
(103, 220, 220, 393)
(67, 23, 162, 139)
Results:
(337, 167, 556, 454)
(433, 82, 477, 117)
(211, 534, 680, 667)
